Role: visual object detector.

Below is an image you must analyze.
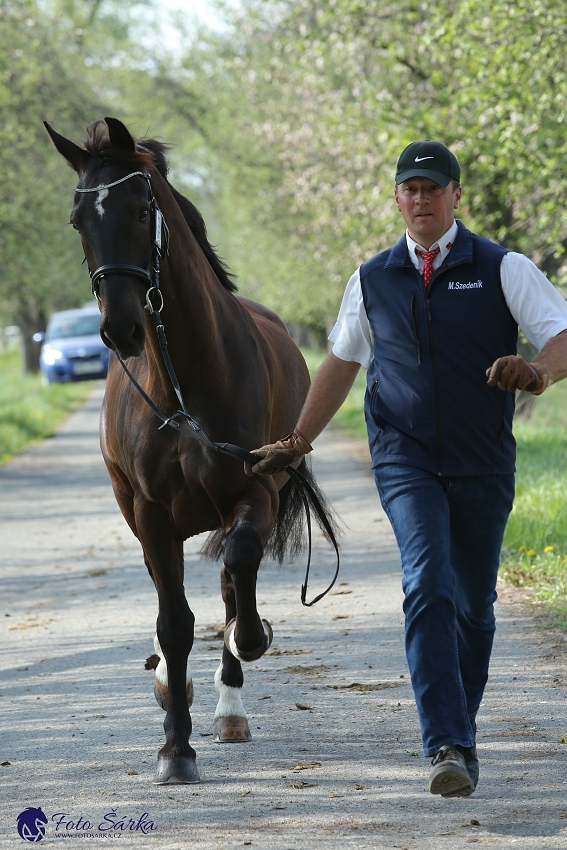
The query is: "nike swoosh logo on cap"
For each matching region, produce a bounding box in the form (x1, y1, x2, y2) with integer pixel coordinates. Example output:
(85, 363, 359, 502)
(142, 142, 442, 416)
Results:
(415, 156, 434, 162)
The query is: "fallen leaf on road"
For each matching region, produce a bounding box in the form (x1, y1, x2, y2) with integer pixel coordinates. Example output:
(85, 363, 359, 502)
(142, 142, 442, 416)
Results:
(334, 681, 406, 692)
(291, 761, 321, 772)
(287, 781, 317, 788)
(266, 649, 312, 656)
(286, 664, 329, 676)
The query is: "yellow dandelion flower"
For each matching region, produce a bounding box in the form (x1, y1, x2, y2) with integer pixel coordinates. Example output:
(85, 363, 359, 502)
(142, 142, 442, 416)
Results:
(527, 549, 536, 556)
(544, 546, 554, 553)
(518, 545, 526, 552)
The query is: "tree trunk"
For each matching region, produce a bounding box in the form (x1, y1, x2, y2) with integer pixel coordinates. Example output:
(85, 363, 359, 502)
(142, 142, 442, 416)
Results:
(17, 309, 46, 374)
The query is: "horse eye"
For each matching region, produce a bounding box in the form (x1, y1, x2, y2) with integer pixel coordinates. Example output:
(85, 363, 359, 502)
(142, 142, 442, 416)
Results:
(139, 209, 149, 222)
(70, 221, 79, 231)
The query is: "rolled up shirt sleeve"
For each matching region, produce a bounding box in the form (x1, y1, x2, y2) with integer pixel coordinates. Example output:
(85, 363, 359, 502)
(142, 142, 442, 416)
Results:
(501, 252, 567, 351)
(328, 268, 374, 368)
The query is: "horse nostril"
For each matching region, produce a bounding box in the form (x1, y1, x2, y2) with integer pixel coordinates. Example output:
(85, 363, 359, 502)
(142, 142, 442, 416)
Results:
(131, 323, 145, 350)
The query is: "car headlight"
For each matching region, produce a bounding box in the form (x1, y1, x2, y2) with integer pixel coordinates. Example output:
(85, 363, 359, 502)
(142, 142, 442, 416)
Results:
(43, 347, 64, 366)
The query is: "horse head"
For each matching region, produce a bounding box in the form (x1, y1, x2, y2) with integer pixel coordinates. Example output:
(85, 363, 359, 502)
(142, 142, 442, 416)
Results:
(45, 118, 167, 358)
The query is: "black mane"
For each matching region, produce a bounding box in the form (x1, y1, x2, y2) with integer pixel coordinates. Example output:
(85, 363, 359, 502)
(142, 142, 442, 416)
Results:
(83, 121, 237, 293)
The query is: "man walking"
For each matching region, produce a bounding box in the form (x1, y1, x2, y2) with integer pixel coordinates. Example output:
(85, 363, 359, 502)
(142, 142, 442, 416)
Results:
(247, 140, 567, 797)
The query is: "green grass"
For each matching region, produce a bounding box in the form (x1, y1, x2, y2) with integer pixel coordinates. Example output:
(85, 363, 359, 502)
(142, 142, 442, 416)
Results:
(0, 350, 93, 466)
(303, 347, 567, 628)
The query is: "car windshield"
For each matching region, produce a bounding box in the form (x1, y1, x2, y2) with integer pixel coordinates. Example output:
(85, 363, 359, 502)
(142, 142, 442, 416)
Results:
(46, 314, 100, 340)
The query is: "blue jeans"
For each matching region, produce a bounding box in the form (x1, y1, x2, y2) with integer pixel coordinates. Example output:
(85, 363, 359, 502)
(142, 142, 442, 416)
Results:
(374, 464, 515, 756)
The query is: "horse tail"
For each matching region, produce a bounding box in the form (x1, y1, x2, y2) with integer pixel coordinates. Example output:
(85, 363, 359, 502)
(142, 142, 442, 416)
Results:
(264, 456, 341, 564)
(200, 457, 341, 565)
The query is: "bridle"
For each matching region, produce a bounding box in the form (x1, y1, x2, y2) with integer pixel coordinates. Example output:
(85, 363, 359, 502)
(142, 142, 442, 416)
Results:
(73, 170, 340, 606)
(74, 170, 169, 314)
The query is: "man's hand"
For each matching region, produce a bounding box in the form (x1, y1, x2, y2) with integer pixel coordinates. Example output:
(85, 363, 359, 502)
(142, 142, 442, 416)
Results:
(244, 429, 313, 476)
(486, 355, 548, 395)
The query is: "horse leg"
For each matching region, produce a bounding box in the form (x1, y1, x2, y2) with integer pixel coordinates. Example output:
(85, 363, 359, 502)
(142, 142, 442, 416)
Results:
(213, 565, 252, 742)
(222, 491, 274, 663)
(137, 502, 199, 785)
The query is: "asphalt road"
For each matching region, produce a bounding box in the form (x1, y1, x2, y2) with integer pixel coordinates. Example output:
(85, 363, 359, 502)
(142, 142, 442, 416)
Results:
(1, 384, 567, 849)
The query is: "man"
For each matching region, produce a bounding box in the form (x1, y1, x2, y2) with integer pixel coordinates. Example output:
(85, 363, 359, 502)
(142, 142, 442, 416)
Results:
(247, 140, 567, 797)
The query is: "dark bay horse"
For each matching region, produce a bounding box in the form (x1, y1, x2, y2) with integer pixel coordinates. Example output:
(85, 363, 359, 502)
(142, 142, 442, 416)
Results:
(45, 117, 333, 784)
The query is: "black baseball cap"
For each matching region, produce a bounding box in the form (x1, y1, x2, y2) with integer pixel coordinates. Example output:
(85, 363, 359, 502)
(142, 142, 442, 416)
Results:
(395, 140, 460, 187)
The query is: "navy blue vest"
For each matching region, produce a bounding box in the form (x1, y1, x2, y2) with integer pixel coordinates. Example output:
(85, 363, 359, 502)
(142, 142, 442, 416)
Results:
(360, 221, 518, 476)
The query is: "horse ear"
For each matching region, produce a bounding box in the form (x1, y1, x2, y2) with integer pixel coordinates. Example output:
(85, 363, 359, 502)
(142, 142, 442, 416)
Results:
(44, 121, 90, 175)
(105, 117, 136, 152)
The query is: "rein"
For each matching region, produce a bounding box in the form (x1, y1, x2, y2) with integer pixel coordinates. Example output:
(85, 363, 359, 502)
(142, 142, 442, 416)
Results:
(76, 171, 340, 606)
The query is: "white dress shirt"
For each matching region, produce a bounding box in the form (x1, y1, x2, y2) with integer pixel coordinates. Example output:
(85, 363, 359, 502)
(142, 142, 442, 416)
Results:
(329, 221, 567, 369)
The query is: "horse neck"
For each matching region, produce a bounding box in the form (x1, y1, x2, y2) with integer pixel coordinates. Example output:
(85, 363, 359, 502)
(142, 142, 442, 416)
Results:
(143, 187, 236, 393)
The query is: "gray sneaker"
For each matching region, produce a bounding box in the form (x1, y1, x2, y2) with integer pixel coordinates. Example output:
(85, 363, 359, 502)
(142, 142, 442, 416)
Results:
(429, 744, 474, 797)
(442, 745, 479, 797)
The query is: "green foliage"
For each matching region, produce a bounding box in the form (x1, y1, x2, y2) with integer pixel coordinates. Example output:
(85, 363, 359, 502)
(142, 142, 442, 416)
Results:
(0, 349, 92, 464)
(0, 0, 160, 368)
(166, 0, 567, 323)
(0, 0, 105, 363)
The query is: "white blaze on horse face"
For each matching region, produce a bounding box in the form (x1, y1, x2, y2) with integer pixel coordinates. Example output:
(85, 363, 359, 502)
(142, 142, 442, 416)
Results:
(94, 188, 109, 219)
(214, 663, 247, 719)
(153, 633, 192, 688)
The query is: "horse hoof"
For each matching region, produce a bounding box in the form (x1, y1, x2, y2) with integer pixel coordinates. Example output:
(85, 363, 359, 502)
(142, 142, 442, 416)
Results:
(154, 680, 194, 711)
(153, 756, 200, 785)
(224, 618, 273, 662)
(213, 715, 252, 743)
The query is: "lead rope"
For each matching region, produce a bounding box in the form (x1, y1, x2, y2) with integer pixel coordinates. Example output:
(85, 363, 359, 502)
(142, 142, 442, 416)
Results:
(116, 302, 340, 606)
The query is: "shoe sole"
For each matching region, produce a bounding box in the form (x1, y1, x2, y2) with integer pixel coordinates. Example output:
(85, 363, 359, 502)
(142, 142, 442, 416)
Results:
(429, 765, 474, 796)
(442, 785, 475, 798)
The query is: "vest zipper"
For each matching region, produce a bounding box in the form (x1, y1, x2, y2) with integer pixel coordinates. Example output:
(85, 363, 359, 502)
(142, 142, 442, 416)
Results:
(411, 293, 422, 364)
(426, 294, 444, 475)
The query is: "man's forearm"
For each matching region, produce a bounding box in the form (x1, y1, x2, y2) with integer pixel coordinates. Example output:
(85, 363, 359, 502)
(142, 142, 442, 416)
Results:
(296, 352, 361, 444)
(533, 328, 567, 384)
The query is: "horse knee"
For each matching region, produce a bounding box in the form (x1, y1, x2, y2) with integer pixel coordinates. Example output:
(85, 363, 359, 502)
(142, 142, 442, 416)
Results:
(224, 523, 263, 576)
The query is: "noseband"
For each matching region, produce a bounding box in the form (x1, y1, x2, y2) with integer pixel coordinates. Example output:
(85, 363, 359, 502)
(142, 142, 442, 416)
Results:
(74, 170, 169, 311)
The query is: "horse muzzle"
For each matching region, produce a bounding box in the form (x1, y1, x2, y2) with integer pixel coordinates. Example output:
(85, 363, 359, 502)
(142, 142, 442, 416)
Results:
(100, 314, 146, 359)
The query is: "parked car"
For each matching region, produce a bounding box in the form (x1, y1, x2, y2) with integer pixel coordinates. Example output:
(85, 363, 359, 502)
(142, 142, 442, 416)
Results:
(35, 307, 110, 384)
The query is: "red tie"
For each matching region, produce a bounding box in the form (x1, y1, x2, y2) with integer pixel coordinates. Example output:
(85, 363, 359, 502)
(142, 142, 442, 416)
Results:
(416, 246, 441, 288)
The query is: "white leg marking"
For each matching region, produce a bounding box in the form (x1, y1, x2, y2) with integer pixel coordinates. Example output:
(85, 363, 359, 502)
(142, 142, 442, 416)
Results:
(94, 188, 109, 218)
(153, 633, 192, 688)
(227, 628, 241, 661)
(214, 663, 247, 719)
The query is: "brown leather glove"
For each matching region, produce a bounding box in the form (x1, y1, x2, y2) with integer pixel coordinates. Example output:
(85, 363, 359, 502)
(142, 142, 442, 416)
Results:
(244, 429, 313, 476)
(486, 355, 548, 395)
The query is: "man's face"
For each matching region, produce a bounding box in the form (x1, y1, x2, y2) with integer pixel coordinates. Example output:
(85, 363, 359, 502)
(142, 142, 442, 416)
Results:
(394, 177, 462, 248)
